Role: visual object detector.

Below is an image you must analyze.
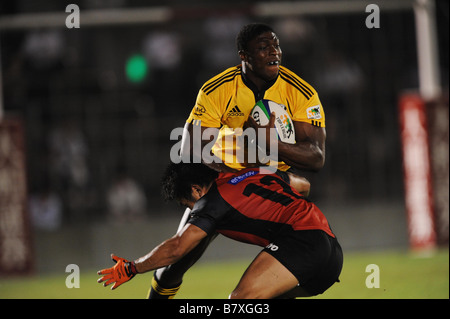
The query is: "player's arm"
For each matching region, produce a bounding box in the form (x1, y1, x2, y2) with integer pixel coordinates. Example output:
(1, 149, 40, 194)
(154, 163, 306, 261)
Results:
(183, 85, 238, 173)
(134, 223, 207, 273)
(247, 114, 326, 172)
(277, 120, 326, 172)
(97, 223, 208, 289)
(181, 122, 237, 173)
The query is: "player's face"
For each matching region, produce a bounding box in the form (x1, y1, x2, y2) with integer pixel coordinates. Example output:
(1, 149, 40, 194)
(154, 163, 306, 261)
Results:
(179, 184, 208, 209)
(179, 198, 195, 210)
(242, 32, 282, 82)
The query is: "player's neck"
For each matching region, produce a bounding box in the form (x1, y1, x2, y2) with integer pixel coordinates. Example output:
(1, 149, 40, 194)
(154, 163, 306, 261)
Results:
(241, 64, 277, 100)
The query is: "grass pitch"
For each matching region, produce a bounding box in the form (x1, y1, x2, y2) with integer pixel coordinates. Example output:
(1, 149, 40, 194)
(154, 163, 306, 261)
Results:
(0, 249, 448, 299)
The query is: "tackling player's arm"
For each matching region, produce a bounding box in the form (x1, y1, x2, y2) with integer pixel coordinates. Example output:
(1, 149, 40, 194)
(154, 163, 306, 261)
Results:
(97, 223, 208, 289)
(134, 223, 207, 273)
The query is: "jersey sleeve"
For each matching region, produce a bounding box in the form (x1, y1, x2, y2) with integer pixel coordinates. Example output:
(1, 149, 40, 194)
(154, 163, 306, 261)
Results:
(188, 184, 229, 235)
(186, 88, 223, 128)
(277, 67, 326, 128)
(290, 87, 326, 128)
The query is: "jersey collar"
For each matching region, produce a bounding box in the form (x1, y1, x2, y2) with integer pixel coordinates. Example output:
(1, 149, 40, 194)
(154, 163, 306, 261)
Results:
(241, 70, 278, 102)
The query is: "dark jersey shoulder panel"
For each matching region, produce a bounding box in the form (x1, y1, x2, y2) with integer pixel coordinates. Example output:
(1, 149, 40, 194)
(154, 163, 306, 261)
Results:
(188, 183, 230, 236)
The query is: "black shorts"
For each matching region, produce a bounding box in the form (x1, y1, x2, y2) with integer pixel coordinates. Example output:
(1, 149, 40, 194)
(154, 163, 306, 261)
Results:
(262, 229, 343, 296)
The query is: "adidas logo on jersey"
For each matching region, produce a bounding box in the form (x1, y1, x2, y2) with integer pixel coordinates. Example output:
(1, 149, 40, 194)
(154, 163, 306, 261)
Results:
(227, 106, 244, 117)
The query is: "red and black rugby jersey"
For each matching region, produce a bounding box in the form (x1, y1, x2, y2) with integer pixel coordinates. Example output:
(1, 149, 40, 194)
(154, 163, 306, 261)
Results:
(188, 168, 334, 247)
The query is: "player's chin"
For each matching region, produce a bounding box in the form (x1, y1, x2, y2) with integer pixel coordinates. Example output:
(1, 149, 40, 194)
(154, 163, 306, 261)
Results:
(261, 67, 279, 81)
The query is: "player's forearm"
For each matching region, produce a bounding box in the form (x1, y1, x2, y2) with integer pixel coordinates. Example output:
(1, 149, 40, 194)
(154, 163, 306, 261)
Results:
(277, 141, 325, 172)
(134, 237, 185, 274)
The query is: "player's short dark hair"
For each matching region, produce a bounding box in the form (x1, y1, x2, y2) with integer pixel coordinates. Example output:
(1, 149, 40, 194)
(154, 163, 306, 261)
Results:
(236, 23, 275, 52)
(161, 162, 219, 202)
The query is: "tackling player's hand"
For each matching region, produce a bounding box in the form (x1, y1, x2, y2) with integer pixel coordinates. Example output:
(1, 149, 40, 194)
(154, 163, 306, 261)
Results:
(97, 254, 137, 290)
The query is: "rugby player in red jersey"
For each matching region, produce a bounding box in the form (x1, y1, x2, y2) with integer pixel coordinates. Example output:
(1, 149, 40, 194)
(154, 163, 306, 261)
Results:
(97, 163, 342, 298)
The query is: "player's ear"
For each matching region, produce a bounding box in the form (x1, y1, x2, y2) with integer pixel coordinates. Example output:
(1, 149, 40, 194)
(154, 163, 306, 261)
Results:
(238, 50, 247, 62)
(191, 184, 204, 200)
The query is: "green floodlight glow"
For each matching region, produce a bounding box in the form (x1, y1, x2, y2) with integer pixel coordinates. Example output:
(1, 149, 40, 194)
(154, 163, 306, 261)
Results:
(125, 54, 148, 83)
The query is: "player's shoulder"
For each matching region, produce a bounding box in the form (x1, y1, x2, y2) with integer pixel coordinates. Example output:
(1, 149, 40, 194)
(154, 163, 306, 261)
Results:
(194, 181, 230, 216)
(278, 65, 317, 100)
(200, 65, 242, 95)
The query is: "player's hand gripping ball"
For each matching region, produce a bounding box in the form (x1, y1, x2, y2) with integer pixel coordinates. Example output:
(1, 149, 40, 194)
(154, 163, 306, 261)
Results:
(97, 254, 137, 290)
(250, 99, 296, 144)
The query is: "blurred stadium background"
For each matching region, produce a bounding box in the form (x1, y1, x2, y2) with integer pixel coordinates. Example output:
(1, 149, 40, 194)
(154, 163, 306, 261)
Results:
(0, 0, 448, 299)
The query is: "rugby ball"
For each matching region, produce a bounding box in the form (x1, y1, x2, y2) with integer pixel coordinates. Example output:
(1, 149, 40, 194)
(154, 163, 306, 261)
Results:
(250, 99, 296, 144)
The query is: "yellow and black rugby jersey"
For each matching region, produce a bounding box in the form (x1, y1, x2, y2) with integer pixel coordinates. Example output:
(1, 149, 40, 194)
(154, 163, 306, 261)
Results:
(186, 65, 325, 171)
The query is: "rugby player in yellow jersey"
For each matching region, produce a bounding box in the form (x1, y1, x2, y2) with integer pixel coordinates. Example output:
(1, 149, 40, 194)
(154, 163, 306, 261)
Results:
(148, 23, 327, 299)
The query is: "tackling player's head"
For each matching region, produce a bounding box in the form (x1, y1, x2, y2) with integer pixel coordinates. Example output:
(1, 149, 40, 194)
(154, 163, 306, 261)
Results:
(236, 23, 282, 84)
(161, 163, 218, 206)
